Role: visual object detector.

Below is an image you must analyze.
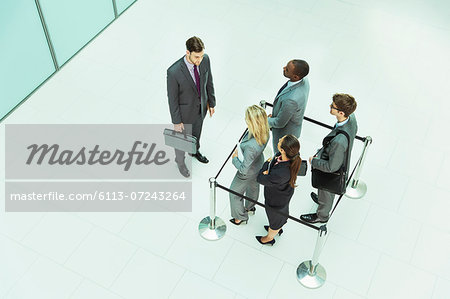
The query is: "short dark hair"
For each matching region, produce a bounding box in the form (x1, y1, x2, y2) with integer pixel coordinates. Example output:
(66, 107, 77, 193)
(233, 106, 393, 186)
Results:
(332, 93, 357, 117)
(186, 36, 205, 53)
(291, 60, 309, 79)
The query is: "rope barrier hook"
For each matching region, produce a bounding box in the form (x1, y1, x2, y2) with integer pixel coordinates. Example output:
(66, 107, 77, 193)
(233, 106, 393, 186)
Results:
(297, 224, 328, 288)
(198, 177, 227, 240)
(345, 136, 372, 199)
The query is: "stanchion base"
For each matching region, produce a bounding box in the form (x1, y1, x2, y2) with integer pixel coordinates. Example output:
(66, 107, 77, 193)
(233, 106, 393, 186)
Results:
(345, 180, 367, 199)
(296, 261, 326, 289)
(198, 216, 226, 241)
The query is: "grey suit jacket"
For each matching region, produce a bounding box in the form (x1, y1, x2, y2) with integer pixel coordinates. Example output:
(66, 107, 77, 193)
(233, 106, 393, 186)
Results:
(167, 54, 216, 124)
(232, 131, 268, 177)
(311, 114, 358, 174)
(268, 77, 310, 150)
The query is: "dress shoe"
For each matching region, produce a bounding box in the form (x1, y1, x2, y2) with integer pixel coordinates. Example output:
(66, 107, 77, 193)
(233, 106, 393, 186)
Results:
(177, 163, 190, 178)
(300, 213, 328, 224)
(190, 152, 209, 163)
(229, 218, 248, 225)
(264, 225, 283, 236)
(310, 192, 319, 204)
(247, 207, 256, 215)
(255, 236, 275, 246)
(195, 152, 209, 163)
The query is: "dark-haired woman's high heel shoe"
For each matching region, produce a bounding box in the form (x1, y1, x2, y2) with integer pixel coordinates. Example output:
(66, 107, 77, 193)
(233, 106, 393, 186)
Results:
(229, 218, 248, 226)
(255, 236, 275, 246)
(264, 225, 283, 236)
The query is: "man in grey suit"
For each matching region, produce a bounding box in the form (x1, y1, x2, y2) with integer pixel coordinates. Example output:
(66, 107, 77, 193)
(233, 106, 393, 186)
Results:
(301, 94, 358, 223)
(268, 60, 310, 152)
(167, 36, 216, 177)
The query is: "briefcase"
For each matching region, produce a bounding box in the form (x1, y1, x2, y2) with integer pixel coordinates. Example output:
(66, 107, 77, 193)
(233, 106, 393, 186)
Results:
(311, 167, 347, 195)
(298, 160, 307, 176)
(163, 129, 197, 154)
(311, 130, 351, 195)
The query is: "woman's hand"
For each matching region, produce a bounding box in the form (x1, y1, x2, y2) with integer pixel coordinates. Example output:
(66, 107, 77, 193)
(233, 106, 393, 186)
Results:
(232, 149, 238, 158)
(267, 156, 272, 162)
(262, 170, 268, 175)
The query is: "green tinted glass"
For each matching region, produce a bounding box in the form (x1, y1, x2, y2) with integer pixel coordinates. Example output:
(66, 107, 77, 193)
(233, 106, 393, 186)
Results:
(0, 0, 56, 121)
(116, 0, 137, 15)
(39, 0, 115, 66)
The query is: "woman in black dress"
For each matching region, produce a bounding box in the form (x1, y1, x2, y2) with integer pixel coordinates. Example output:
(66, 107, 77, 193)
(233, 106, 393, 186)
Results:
(256, 134, 302, 245)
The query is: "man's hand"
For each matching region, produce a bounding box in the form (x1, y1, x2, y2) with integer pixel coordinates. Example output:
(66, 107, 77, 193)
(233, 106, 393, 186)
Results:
(268, 114, 272, 118)
(174, 123, 184, 132)
(309, 156, 314, 164)
(232, 149, 238, 158)
(209, 106, 215, 117)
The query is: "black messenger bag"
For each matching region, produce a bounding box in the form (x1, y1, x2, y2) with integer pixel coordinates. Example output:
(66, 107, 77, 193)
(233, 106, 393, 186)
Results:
(311, 131, 350, 195)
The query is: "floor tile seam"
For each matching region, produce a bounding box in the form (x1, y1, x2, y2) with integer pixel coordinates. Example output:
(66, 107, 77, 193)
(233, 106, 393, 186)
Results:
(355, 202, 376, 241)
(332, 284, 369, 299)
(68, 278, 127, 299)
(3, 252, 84, 298)
(67, 278, 86, 299)
(167, 269, 187, 299)
(362, 252, 383, 298)
(328, 222, 384, 256)
(108, 246, 140, 289)
(6, 228, 113, 289)
(208, 238, 253, 298)
(429, 274, 440, 299)
(116, 212, 139, 235)
(225, 236, 291, 271)
(211, 238, 237, 281)
(18, 212, 47, 243)
(359, 200, 425, 233)
(377, 250, 442, 282)
(1, 250, 40, 299)
(365, 252, 441, 298)
(162, 216, 190, 257)
(265, 261, 286, 299)
(63, 225, 97, 265)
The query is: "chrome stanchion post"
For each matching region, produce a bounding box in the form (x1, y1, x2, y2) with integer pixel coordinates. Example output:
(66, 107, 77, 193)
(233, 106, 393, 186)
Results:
(297, 225, 327, 288)
(198, 177, 227, 240)
(259, 100, 266, 109)
(345, 136, 372, 199)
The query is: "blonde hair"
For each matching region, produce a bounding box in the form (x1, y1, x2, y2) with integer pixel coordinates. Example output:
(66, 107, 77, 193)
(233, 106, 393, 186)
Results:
(245, 105, 269, 146)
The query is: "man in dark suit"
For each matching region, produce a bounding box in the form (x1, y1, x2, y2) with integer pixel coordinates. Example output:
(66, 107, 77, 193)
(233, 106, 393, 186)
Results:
(268, 60, 310, 152)
(301, 94, 358, 223)
(167, 36, 216, 177)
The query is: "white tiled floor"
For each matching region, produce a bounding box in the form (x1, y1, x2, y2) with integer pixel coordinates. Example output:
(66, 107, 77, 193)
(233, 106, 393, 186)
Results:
(1, 0, 450, 298)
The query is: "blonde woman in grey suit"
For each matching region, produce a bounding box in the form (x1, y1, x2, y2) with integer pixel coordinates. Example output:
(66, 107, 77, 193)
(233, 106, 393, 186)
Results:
(229, 105, 269, 225)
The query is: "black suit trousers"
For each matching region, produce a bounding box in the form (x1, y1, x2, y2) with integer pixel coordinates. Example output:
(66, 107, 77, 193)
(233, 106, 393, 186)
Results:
(175, 109, 203, 165)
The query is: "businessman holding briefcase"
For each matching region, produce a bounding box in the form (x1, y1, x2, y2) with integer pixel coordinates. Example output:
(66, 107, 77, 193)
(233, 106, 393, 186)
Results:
(167, 36, 216, 177)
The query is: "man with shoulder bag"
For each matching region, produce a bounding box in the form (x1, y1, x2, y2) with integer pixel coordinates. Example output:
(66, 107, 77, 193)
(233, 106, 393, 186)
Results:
(300, 94, 358, 223)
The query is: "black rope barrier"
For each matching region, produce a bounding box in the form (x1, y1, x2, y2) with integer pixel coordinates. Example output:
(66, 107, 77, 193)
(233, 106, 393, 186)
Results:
(210, 101, 367, 231)
(264, 102, 366, 142)
(214, 128, 248, 179)
(216, 183, 320, 231)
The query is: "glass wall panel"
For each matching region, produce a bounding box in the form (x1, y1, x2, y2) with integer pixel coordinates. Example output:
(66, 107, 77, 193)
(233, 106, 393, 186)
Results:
(39, 0, 115, 66)
(0, 0, 56, 121)
(116, 0, 137, 15)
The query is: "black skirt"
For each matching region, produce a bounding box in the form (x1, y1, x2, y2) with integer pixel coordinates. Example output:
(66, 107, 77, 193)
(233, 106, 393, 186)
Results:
(265, 203, 289, 230)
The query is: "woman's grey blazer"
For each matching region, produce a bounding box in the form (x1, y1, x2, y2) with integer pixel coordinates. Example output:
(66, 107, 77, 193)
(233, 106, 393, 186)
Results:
(232, 132, 268, 176)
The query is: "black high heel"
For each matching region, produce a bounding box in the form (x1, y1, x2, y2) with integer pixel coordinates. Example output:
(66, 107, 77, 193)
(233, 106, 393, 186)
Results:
(255, 236, 275, 246)
(229, 218, 248, 226)
(264, 225, 283, 236)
